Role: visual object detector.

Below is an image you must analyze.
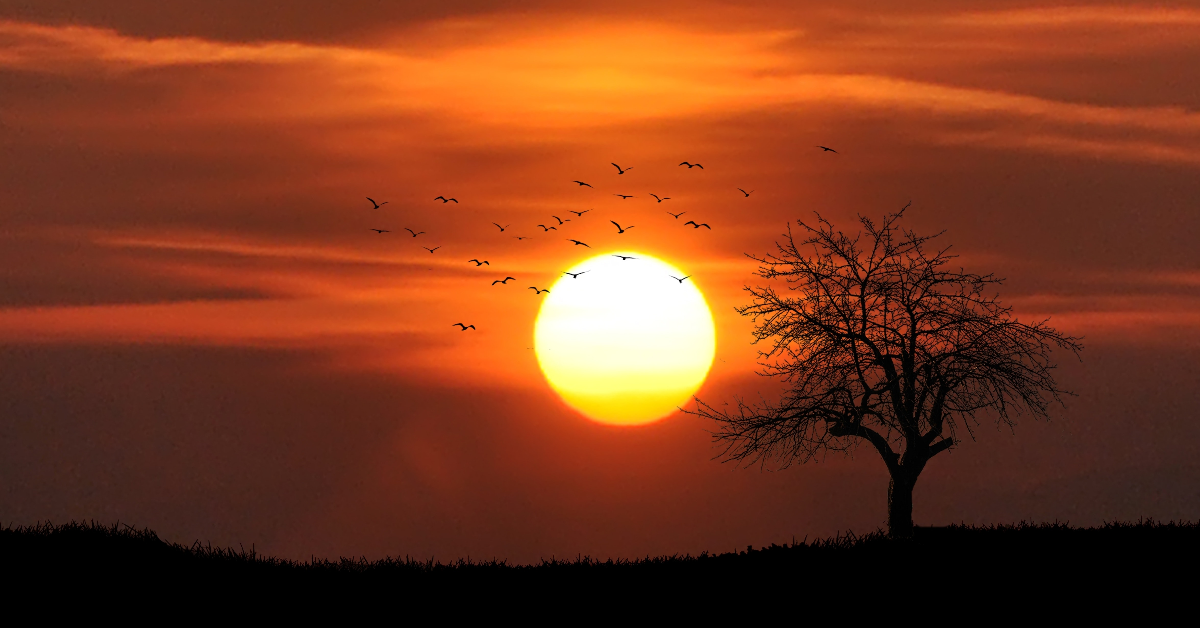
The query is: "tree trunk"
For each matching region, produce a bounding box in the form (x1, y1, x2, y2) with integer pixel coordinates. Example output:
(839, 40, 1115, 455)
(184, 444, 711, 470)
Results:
(888, 472, 915, 539)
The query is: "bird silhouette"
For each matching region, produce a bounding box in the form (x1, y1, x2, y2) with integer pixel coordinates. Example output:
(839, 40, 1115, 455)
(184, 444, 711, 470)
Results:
(369, 228, 390, 233)
(678, 162, 703, 169)
(649, 193, 671, 202)
(467, 259, 490, 266)
(513, 236, 530, 240)
(572, 181, 593, 188)
(610, 220, 634, 234)
(493, 223, 510, 232)
(537, 224, 557, 231)
(669, 275, 691, 283)
(563, 270, 589, 278)
(569, 209, 592, 216)
(684, 221, 711, 229)
(423, 246, 440, 253)
(551, 215, 569, 225)
(614, 194, 633, 200)
(611, 163, 632, 174)
(817, 146, 838, 153)
(404, 228, 425, 237)
(667, 211, 685, 219)
(452, 323, 476, 331)
(612, 254, 636, 261)
(737, 188, 753, 197)
(434, 196, 459, 203)
(367, 197, 388, 209)
(529, 287, 550, 295)
(567, 239, 591, 247)
(492, 277, 516, 285)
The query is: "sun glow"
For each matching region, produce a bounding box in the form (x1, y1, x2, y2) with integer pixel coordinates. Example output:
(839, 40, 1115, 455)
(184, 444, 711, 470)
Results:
(534, 252, 716, 426)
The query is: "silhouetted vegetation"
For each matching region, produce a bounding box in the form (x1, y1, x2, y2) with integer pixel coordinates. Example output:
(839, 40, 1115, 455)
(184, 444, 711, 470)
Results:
(3, 519, 1194, 596)
(694, 207, 1083, 537)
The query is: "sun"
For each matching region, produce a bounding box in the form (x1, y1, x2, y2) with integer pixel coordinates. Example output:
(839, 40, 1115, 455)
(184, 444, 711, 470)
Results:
(534, 251, 716, 426)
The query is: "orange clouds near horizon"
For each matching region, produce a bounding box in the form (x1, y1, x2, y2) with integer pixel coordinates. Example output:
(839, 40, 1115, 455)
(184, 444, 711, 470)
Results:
(2, 2, 1199, 562)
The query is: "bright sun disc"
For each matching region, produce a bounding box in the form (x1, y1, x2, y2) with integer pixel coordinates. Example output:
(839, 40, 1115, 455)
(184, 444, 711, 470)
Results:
(534, 252, 716, 426)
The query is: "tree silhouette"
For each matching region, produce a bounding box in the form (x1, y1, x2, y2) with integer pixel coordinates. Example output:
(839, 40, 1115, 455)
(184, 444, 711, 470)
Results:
(692, 207, 1082, 538)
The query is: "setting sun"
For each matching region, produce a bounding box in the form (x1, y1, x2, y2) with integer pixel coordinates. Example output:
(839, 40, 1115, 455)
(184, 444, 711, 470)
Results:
(534, 252, 716, 426)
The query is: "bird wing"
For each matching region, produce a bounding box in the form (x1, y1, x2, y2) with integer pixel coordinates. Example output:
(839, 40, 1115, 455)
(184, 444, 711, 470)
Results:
(700, 223, 711, 229)
(678, 162, 689, 166)
(450, 198, 458, 202)
(467, 325, 475, 330)
(434, 196, 444, 201)
(610, 220, 620, 229)
(684, 220, 696, 226)
(695, 164, 703, 169)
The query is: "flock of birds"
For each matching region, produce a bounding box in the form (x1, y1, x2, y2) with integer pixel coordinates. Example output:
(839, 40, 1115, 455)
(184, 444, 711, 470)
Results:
(362, 150, 839, 332)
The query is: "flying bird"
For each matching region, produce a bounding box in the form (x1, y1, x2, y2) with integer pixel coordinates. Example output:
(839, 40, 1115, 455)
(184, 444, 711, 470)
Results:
(551, 215, 569, 225)
(678, 162, 704, 169)
(513, 236, 530, 240)
(567, 239, 591, 247)
(612, 255, 636, 261)
(434, 196, 459, 203)
(572, 181, 593, 188)
(492, 277, 516, 285)
(816, 146, 838, 153)
(569, 209, 592, 216)
(404, 228, 425, 237)
(737, 188, 754, 197)
(367, 197, 388, 209)
(563, 271, 589, 278)
(493, 223, 510, 232)
(369, 228, 390, 233)
(684, 221, 711, 229)
(423, 246, 440, 253)
(537, 224, 557, 231)
(467, 259, 490, 266)
(610, 220, 634, 234)
(614, 194, 633, 200)
(529, 287, 550, 295)
(669, 275, 692, 283)
(452, 323, 476, 331)
(649, 194, 670, 203)
(611, 163, 632, 174)
(667, 211, 685, 219)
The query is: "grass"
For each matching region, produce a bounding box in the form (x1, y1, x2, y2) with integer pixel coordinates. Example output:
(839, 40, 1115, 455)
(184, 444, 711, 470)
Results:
(3, 519, 1196, 586)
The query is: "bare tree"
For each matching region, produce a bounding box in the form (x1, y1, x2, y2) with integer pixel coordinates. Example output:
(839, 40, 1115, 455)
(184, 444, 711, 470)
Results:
(692, 207, 1082, 538)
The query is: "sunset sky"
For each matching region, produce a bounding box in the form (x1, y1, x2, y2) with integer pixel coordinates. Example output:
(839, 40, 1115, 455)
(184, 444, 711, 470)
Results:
(2, 1, 1199, 562)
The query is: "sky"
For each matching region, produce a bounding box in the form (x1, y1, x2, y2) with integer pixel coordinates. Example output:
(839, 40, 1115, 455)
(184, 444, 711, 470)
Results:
(1, 1, 1199, 562)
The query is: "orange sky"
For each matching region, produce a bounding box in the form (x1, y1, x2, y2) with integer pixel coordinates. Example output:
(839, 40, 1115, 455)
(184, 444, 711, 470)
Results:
(2, 2, 1199, 561)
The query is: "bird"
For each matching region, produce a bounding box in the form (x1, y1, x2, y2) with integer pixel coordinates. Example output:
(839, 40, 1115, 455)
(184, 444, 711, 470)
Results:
(513, 236, 530, 240)
(614, 194, 633, 200)
(452, 323, 476, 331)
(567, 239, 591, 247)
(404, 228, 425, 237)
(817, 146, 838, 153)
(423, 246, 440, 253)
(529, 287, 549, 295)
(493, 223, 510, 232)
(551, 215, 569, 225)
(369, 228, 390, 233)
(611, 163, 632, 174)
(737, 188, 753, 197)
(572, 181, 593, 188)
(569, 209, 592, 216)
(492, 277, 516, 285)
(649, 194, 671, 202)
(434, 196, 459, 203)
(612, 254, 636, 261)
(678, 162, 704, 169)
(669, 275, 691, 283)
(467, 259, 490, 266)
(667, 211, 685, 219)
(563, 270, 589, 278)
(537, 224, 557, 231)
(684, 220, 711, 229)
(610, 220, 634, 234)
(367, 197, 388, 209)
